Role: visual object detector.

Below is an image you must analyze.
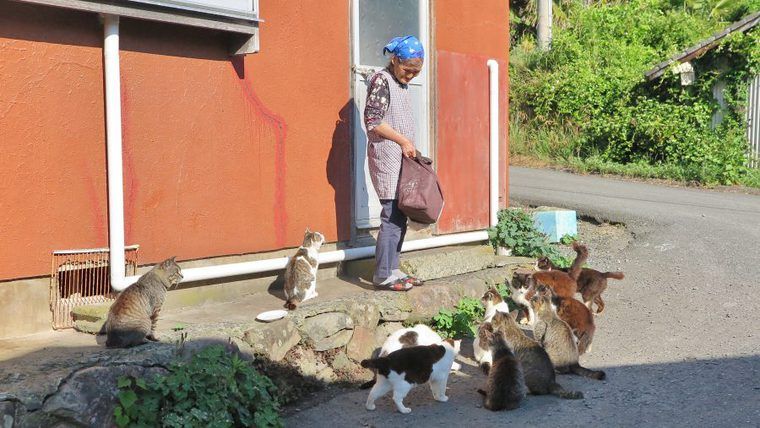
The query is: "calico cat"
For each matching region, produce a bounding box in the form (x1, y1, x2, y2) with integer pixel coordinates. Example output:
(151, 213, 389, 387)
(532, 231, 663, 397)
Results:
(360, 324, 461, 389)
(481, 286, 510, 322)
(536, 255, 624, 315)
(476, 327, 527, 411)
(531, 287, 606, 380)
(491, 311, 582, 399)
(473, 287, 512, 372)
(104, 257, 182, 348)
(283, 229, 325, 310)
(474, 321, 495, 374)
(361, 340, 458, 414)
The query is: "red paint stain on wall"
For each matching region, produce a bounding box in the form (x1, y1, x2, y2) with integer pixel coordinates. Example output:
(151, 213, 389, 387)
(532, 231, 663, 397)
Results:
(234, 67, 289, 246)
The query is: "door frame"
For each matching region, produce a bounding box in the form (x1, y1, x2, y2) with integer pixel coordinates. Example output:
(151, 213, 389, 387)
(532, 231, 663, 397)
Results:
(349, 0, 432, 234)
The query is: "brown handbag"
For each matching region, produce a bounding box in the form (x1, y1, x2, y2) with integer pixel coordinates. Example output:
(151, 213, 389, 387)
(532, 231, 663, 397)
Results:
(397, 152, 445, 224)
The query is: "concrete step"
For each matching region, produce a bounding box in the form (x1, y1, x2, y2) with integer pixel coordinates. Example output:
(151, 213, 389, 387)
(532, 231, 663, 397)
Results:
(341, 243, 534, 282)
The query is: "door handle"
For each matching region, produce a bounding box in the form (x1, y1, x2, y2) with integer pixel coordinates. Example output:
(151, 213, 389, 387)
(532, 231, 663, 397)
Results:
(352, 65, 381, 80)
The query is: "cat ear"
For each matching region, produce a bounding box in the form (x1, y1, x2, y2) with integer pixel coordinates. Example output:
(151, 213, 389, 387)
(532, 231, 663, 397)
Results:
(509, 309, 519, 321)
(305, 227, 311, 234)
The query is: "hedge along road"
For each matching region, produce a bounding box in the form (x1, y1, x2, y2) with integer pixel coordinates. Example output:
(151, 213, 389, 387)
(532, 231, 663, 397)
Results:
(286, 167, 760, 427)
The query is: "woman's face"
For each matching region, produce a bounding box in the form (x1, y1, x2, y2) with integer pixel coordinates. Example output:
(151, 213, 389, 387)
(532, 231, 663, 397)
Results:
(390, 56, 423, 84)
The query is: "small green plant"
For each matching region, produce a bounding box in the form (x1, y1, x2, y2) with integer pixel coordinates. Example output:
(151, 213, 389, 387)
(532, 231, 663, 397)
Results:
(114, 345, 282, 428)
(171, 323, 186, 331)
(559, 234, 578, 245)
(431, 296, 485, 339)
(488, 208, 565, 265)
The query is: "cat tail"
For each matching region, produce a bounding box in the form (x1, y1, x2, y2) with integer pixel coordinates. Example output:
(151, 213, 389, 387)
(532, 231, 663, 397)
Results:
(360, 357, 389, 372)
(359, 377, 376, 389)
(603, 272, 625, 280)
(577, 329, 594, 355)
(549, 382, 583, 400)
(477, 388, 487, 397)
(569, 363, 606, 380)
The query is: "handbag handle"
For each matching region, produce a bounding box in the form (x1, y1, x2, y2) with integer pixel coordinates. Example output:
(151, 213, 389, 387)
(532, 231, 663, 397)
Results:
(413, 150, 433, 165)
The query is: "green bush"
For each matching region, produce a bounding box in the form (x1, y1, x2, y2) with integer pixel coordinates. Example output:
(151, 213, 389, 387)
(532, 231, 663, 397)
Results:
(114, 345, 282, 428)
(431, 296, 485, 339)
(510, 0, 760, 186)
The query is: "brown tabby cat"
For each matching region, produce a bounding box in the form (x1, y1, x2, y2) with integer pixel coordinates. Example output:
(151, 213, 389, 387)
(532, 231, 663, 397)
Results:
(553, 290, 596, 355)
(531, 287, 605, 379)
(104, 257, 182, 348)
(491, 311, 582, 399)
(476, 324, 527, 411)
(283, 229, 325, 310)
(536, 255, 624, 315)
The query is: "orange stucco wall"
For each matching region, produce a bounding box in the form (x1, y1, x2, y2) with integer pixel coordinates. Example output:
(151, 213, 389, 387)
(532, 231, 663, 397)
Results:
(0, 1, 351, 280)
(434, 0, 510, 233)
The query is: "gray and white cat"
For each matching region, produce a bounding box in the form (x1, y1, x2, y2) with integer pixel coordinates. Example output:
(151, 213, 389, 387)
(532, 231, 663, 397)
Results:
(474, 287, 511, 373)
(283, 229, 325, 310)
(361, 340, 458, 414)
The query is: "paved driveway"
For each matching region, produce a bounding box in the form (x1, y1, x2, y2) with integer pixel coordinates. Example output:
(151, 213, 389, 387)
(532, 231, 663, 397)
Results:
(286, 167, 760, 427)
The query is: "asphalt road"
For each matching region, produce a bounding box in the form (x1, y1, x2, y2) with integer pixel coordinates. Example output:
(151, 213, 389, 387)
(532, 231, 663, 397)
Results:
(286, 167, 760, 427)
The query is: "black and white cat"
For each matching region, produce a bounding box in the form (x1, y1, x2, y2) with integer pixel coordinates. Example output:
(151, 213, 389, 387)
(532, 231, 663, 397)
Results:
(361, 325, 461, 389)
(361, 340, 458, 414)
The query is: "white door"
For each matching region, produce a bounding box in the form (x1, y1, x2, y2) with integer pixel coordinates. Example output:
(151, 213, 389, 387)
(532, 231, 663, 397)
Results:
(351, 0, 430, 229)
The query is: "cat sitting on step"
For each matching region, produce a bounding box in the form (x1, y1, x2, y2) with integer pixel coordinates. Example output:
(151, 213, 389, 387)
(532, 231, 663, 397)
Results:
(361, 340, 458, 414)
(283, 228, 325, 310)
(103, 257, 183, 348)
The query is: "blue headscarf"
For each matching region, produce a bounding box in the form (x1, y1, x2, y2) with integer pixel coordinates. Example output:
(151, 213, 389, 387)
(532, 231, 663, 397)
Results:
(383, 35, 424, 61)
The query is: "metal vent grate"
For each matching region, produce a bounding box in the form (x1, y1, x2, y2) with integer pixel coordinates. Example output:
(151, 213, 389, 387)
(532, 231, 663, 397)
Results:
(49, 245, 139, 329)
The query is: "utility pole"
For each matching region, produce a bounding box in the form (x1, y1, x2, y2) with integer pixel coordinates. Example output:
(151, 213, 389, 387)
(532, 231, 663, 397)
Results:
(537, 0, 552, 51)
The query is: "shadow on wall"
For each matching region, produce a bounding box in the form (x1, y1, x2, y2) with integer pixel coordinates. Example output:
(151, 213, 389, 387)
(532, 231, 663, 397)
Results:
(327, 100, 355, 244)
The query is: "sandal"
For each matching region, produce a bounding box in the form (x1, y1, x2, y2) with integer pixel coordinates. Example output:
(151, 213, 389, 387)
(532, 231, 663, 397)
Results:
(375, 278, 413, 292)
(402, 276, 425, 287)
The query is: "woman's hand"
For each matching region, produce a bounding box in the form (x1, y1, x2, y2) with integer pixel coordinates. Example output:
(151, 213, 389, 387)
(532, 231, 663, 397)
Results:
(400, 138, 417, 158)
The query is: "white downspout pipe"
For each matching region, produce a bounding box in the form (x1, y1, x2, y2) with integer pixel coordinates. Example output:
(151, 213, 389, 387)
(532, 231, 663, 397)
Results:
(112, 58, 501, 287)
(487, 59, 500, 227)
(103, 15, 129, 291)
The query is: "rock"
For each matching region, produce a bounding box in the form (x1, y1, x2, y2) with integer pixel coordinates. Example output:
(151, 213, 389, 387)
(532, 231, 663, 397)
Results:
(316, 367, 336, 383)
(289, 347, 320, 377)
(242, 319, 301, 361)
(313, 329, 353, 352)
(70, 303, 111, 323)
(346, 301, 380, 329)
(41, 365, 167, 428)
(73, 319, 104, 335)
(346, 327, 377, 362)
(300, 312, 353, 346)
(374, 293, 412, 322)
(0, 401, 18, 428)
(331, 351, 354, 373)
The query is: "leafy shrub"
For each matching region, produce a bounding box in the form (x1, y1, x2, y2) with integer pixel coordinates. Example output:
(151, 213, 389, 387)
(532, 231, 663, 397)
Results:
(114, 345, 282, 428)
(431, 296, 485, 339)
(488, 208, 565, 263)
(510, 0, 760, 185)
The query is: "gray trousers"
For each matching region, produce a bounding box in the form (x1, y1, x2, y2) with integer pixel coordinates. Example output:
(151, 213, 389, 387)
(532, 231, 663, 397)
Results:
(374, 199, 408, 282)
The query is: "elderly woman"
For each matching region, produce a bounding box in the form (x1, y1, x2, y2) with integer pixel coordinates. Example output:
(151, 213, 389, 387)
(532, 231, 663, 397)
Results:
(364, 35, 425, 291)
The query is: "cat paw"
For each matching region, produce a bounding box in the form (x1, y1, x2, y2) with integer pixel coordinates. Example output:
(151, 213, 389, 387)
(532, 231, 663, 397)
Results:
(146, 334, 160, 342)
(435, 395, 449, 403)
(365, 403, 376, 411)
(519, 318, 529, 325)
(398, 407, 412, 414)
(450, 362, 461, 371)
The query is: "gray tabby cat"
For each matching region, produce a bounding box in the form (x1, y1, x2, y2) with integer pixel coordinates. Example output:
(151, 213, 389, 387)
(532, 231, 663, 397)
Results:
(104, 257, 182, 348)
(491, 311, 583, 399)
(477, 323, 527, 411)
(284, 228, 325, 310)
(531, 287, 606, 380)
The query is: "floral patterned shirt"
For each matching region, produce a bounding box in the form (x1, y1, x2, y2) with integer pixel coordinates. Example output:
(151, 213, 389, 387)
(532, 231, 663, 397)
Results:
(364, 72, 391, 131)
